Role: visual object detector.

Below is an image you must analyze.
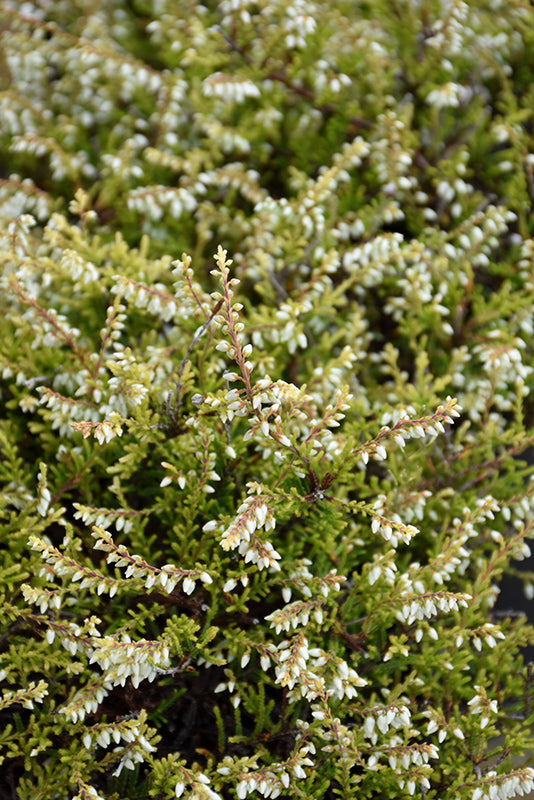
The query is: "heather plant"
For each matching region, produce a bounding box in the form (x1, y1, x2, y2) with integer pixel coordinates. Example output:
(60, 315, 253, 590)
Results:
(2, 2, 534, 800)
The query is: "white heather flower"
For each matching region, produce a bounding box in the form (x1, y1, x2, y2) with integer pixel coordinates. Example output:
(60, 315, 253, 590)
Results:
(202, 73, 260, 103)
(374, 444, 387, 460)
(426, 82, 471, 109)
(37, 487, 51, 517)
(368, 565, 381, 585)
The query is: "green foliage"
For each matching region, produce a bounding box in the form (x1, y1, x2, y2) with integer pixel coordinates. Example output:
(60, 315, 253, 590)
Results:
(2, 1, 534, 799)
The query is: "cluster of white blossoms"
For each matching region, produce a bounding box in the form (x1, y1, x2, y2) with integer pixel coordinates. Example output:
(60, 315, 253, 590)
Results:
(518, 237, 534, 287)
(0, 212, 36, 268)
(265, 568, 344, 634)
(31, 363, 112, 441)
(0, 174, 53, 224)
(101, 350, 150, 417)
(34, 461, 52, 517)
(266, 635, 367, 705)
(464, 768, 534, 800)
(70, 413, 124, 445)
(127, 185, 197, 222)
(279, 558, 316, 601)
(367, 740, 438, 795)
(195, 163, 267, 206)
(501, 485, 534, 574)
(383, 259, 453, 337)
(267, 297, 311, 354)
(423, 0, 469, 58)
(392, 489, 432, 525)
(234, 765, 290, 800)
(370, 497, 420, 547)
(367, 549, 398, 587)
(81, 711, 157, 778)
(0, 91, 32, 138)
(265, 598, 326, 634)
(156, 77, 190, 149)
(228, 742, 316, 799)
(195, 116, 252, 156)
(28, 516, 213, 622)
(238, 378, 308, 448)
(368, 397, 462, 457)
(88, 633, 171, 690)
(381, 742, 439, 772)
(111, 275, 179, 323)
(202, 73, 260, 103)
(100, 141, 146, 184)
(112, 53, 163, 96)
(312, 60, 352, 96)
(240, 377, 351, 469)
(236, 135, 375, 282)
(362, 701, 412, 744)
(455, 495, 500, 539)
(308, 343, 366, 402)
(272, 634, 312, 693)
(82, 712, 151, 751)
(36, 386, 99, 439)
(74, 501, 137, 531)
(203, 492, 280, 572)
(16, 298, 82, 352)
(370, 115, 416, 199)
(27, 529, 120, 595)
(380, 496, 502, 606)
(429, 166, 473, 222)
(473, 333, 532, 403)
(175, 771, 222, 800)
(10, 134, 96, 183)
(22, 575, 71, 612)
(459, 622, 505, 652)
(238, 195, 294, 278)
(92, 525, 212, 594)
(342, 232, 404, 289)
(280, 564, 344, 604)
(0, 679, 48, 712)
(423, 708, 466, 743)
(59, 248, 99, 286)
(409, 538, 470, 590)
(278, 0, 317, 49)
(57, 673, 112, 724)
(426, 81, 472, 109)
(467, 685, 499, 730)
(452, 206, 518, 265)
(205, 383, 248, 424)
(50, 615, 102, 664)
(300, 391, 351, 460)
(308, 650, 367, 703)
(394, 590, 470, 626)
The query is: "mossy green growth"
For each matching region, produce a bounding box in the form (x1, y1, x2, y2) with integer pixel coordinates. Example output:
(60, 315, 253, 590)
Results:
(2, 1, 534, 799)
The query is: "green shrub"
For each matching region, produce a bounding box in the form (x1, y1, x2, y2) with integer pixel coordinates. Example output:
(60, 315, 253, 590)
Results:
(2, 2, 534, 799)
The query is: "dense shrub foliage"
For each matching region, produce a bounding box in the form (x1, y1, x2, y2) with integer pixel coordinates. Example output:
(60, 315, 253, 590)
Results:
(2, 1, 534, 799)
